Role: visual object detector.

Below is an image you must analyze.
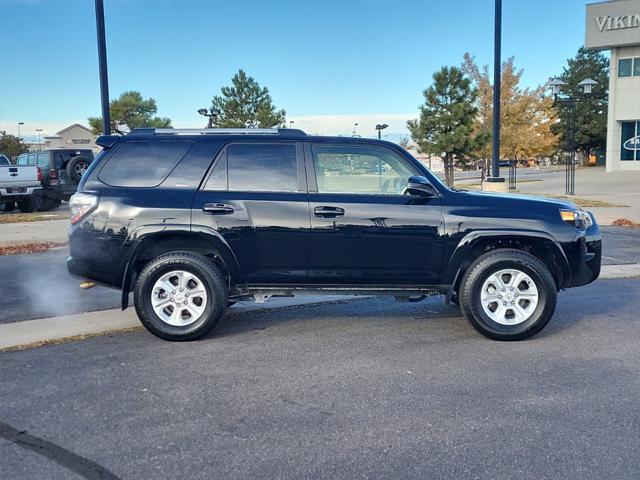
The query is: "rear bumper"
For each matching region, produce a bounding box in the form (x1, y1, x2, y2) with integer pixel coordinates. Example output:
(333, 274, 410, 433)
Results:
(564, 214, 601, 288)
(0, 186, 42, 199)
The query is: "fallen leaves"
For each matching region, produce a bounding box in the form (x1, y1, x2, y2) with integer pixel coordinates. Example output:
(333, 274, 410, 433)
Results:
(612, 218, 640, 229)
(0, 242, 67, 256)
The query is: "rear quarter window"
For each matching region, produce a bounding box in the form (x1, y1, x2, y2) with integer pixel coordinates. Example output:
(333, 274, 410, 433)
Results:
(97, 141, 192, 188)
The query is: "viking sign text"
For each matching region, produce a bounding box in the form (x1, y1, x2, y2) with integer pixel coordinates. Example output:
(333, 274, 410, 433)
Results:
(595, 14, 640, 32)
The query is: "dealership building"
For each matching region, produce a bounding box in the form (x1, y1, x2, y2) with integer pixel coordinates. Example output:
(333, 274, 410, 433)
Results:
(586, 0, 640, 171)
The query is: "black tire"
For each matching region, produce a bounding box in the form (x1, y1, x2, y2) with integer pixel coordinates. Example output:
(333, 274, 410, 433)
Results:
(2, 202, 15, 212)
(38, 196, 62, 211)
(134, 251, 228, 341)
(459, 249, 557, 341)
(66, 156, 90, 182)
(17, 196, 43, 213)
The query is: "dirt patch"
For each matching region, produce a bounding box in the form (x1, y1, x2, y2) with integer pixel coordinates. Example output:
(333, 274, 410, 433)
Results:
(612, 218, 640, 229)
(0, 242, 67, 256)
(0, 212, 68, 224)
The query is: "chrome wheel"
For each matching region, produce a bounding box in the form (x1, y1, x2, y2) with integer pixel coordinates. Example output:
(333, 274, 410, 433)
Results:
(480, 268, 539, 325)
(151, 270, 208, 326)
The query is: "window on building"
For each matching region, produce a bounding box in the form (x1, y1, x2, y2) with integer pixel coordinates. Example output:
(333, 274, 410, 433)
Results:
(618, 58, 640, 77)
(227, 143, 298, 192)
(621, 121, 640, 161)
(312, 145, 418, 195)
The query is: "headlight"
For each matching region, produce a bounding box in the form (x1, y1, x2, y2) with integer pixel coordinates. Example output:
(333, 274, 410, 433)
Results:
(559, 209, 593, 229)
(69, 192, 98, 224)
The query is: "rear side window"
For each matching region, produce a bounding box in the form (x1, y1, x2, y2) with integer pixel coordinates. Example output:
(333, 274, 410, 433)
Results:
(17, 155, 28, 165)
(226, 143, 298, 192)
(98, 141, 192, 187)
(36, 152, 49, 169)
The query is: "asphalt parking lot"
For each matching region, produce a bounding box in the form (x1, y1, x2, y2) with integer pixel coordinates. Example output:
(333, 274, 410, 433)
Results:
(1, 277, 639, 479)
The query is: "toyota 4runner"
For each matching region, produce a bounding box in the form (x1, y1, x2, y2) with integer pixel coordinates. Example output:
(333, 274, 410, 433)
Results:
(67, 128, 601, 341)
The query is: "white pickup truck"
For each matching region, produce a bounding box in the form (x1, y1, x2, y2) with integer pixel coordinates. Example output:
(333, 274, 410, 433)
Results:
(0, 154, 43, 212)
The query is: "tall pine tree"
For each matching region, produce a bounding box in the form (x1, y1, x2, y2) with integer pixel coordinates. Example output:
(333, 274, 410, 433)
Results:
(553, 47, 609, 155)
(210, 70, 286, 128)
(408, 66, 486, 186)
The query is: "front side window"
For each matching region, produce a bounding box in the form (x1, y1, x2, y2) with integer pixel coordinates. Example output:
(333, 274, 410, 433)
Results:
(312, 145, 418, 195)
(227, 143, 298, 192)
(621, 121, 640, 161)
(98, 141, 192, 188)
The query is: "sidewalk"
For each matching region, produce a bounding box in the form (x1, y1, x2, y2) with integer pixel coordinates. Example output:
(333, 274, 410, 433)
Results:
(0, 219, 69, 246)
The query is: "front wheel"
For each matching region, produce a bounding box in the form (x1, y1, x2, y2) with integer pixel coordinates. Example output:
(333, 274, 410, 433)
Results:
(134, 252, 228, 341)
(459, 249, 557, 341)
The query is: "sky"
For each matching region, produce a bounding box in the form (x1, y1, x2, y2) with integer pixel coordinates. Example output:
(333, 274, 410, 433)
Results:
(0, 0, 595, 141)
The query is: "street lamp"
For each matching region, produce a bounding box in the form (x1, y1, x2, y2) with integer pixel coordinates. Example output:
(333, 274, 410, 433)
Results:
(17, 122, 24, 140)
(35, 129, 43, 150)
(198, 108, 219, 128)
(289, 120, 295, 129)
(375, 123, 388, 139)
(547, 77, 598, 195)
(352, 123, 359, 137)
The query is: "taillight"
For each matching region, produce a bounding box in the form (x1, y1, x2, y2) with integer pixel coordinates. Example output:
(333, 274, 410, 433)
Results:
(36, 167, 43, 182)
(49, 169, 60, 185)
(69, 192, 98, 224)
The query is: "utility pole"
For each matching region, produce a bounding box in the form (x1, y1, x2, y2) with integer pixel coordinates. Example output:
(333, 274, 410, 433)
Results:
(95, 0, 111, 135)
(491, 0, 501, 180)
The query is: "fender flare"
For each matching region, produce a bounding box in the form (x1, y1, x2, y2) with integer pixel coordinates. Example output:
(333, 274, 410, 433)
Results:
(120, 224, 243, 309)
(442, 229, 572, 295)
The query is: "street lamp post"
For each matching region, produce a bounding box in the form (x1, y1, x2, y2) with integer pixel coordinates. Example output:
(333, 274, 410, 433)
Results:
(289, 120, 295, 129)
(198, 108, 219, 128)
(35, 129, 43, 150)
(548, 77, 598, 196)
(95, 0, 111, 135)
(352, 123, 359, 137)
(17, 122, 24, 140)
(375, 123, 389, 139)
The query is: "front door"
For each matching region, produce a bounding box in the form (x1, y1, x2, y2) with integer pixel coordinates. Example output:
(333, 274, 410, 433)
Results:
(306, 143, 444, 285)
(192, 141, 309, 284)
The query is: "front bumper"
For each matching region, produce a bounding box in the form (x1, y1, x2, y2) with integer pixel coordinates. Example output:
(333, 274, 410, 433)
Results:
(564, 213, 601, 288)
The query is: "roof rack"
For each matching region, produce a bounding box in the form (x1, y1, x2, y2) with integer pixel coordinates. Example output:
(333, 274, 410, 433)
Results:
(128, 128, 306, 137)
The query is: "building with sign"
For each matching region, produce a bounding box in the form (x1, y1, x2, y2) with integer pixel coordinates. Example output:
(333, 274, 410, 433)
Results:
(27, 123, 100, 154)
(586, 0, 640, 171)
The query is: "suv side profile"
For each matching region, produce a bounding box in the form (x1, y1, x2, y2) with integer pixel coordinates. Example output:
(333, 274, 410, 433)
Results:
(68, 129, 601, 341)
(16, 149, 94, 211)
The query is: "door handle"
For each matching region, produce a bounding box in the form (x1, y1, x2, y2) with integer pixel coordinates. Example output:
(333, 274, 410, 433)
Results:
(202, 203, 235, 215)
(314, 206, 345, 218)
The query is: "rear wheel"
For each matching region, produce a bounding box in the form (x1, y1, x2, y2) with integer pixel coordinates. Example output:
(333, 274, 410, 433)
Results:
(134, 252, 227, 341)
(17, 196, 43, 213)
(459, 249, 557, 341)
(2, 202, 15, 212)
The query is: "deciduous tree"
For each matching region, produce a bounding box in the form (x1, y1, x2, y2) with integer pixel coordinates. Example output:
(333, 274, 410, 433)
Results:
(0, 133, 28, 161)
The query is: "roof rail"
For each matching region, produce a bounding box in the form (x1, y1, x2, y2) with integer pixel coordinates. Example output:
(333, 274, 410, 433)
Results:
(128, 128, 306, 137)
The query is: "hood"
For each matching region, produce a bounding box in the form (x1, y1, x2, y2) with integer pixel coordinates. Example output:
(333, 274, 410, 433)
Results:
(451, 189, 579, 211)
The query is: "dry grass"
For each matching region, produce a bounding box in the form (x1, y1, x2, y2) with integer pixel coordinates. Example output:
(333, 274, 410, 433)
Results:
(0, 211, 68, 224)
(539, 195, 627, 208)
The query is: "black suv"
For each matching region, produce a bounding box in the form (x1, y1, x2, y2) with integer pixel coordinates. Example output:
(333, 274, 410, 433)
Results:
(16, 149, 94, 211)
(67, 128, 601, 341)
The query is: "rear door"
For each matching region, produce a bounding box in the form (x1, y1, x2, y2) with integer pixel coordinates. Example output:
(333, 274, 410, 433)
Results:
(306, 142, 444, 285)
(191, 141, 309, 284)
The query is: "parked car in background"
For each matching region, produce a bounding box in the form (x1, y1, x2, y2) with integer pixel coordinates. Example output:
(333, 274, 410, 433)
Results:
(15, 149, 94, 210)
(0, 158, 43, 212)
(68, 128, 601, 343)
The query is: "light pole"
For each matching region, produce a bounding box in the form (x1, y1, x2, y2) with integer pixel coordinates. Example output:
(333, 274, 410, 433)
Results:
(548, 77, 598, 195)
(289, 120, 295, 129)
(198, 108, 219, 128)
(35, 129, 43, 150)
(352, 123, 359, 137)
(375, 123, 389, 139)
(17, 122, 24, 140)
(95, 0, 111, 134)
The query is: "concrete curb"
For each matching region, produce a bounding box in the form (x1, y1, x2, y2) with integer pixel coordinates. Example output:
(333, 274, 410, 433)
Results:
(1, 264, 638, 351)
(0, 295, 357, 351)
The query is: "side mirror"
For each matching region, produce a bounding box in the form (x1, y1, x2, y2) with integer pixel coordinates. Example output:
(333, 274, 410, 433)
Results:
(406, 175, 437, 197)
